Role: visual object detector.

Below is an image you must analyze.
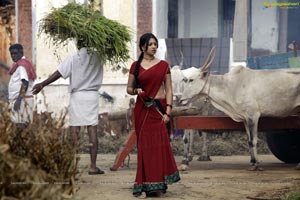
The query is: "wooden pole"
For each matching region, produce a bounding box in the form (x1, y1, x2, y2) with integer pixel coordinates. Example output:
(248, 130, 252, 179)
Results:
(107, 106, 200, 120)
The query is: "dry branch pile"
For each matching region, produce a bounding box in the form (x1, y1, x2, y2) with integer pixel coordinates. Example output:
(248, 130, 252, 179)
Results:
(0, 102, 79, 199)
(39, 3, 131, 70)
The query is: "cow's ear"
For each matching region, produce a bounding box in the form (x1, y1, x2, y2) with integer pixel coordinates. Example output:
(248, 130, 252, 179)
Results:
(201, 71, 209, 78)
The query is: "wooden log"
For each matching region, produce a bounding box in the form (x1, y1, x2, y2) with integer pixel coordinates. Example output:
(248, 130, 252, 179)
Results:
(107, 110, 127, 120)
(172, 106, 200, 116)
(107, 106, 200, 120)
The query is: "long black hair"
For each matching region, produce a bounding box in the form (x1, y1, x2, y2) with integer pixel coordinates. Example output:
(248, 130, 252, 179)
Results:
(133, 33, 158, 89)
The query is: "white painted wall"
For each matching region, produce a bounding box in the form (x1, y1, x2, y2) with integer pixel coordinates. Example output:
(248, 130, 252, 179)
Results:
(178, 0, 219, 38)
(153, 0, 219, 63)
(153, 0, 168, 38)
(251, 0, 279, 52)
(154, 0, 219, 39)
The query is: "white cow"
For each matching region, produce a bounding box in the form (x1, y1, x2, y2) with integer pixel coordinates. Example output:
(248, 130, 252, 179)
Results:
(172, 66, 214, 169)
(180, 48, 300, 170)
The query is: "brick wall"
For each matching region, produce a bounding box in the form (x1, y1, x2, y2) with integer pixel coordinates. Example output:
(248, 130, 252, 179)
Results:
(0, 67, 8, 102)
(0, 6, 15, 66)
(0, 5, 15, 89)
(137, 0, 152, 53)
(18, 0, 32, 64)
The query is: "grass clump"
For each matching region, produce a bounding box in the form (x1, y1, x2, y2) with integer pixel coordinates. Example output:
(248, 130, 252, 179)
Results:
(283, 182, 300, 200)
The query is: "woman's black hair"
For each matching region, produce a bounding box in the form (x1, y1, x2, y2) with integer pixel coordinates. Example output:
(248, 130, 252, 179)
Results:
(133, 33, 158, 89)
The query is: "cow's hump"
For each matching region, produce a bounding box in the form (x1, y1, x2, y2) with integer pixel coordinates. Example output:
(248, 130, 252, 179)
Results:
(228, 65, 247, 74)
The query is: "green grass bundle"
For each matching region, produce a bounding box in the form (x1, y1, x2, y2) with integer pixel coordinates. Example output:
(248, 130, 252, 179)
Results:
(39, 3, 132, 69)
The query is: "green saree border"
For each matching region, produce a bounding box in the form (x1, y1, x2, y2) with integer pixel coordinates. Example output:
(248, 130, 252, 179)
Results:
(164, 171, 180, 184)
(133, 171, 180, 195)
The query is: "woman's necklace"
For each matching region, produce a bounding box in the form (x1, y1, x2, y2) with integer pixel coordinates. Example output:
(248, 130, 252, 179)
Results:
(143, 56, 155, 61)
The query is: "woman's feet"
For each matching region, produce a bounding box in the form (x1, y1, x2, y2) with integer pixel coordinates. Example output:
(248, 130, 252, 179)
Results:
(134, 192, 146, 199)
(134, 190, 166, 198)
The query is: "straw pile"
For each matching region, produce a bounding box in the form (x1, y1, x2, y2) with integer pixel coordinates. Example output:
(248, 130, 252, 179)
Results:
(39, 3, 131, 69)
(0, 102, 79, 199)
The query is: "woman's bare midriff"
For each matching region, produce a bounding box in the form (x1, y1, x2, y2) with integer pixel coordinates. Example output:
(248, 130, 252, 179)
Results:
(154, 85, 165, 99)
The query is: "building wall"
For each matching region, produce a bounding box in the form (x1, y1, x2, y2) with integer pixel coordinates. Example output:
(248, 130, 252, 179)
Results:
(35, 0, 76, 78)
(154, 0, 219, 39)
(183, 0, 219, 38)
(137, 0, 152, 43)
(18, 0, 33, 63)
(251, 0, 279, 52)
(0, 9, 15, 66)
(153, 0, 167, 38)
(102, 0, 135, 84)
(0, 0, 32, 79)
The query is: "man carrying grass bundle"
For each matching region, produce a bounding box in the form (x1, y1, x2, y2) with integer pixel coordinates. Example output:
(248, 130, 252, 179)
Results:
(32, 39, 105, 175)
(8, 44, 36, 126)
(32, 2, 131, 175)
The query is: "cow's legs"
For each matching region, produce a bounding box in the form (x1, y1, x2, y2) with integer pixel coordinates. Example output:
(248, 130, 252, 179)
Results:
(244, 116, 261, 170)
(182, 130, 189, 165)
(198, 131, 211, 161)
(188, 130, 194, 161)
(182, 129, 194, 165)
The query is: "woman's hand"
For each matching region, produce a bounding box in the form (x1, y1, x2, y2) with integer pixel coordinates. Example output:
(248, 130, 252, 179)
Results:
(162, 114, 171, 124)
(135, 88, 144, 95)
(136, 88, 149, 100)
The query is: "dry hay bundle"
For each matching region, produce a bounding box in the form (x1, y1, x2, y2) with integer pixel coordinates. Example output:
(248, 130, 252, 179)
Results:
(39, 3, 131, 70)
(0, 102, 79, 199)
(0, 144, 64, 200)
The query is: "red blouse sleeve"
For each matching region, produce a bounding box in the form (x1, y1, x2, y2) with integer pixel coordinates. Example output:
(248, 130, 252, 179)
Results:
(129, 61, 137, 75)
(162, 60, 170, 74)
(166, 65, 170, 74)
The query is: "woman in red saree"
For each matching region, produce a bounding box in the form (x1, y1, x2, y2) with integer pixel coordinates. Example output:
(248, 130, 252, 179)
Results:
(127, 33, 180, 198)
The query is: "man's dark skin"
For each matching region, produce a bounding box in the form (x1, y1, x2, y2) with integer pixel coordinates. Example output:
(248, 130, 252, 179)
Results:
(10, 48, 29, 111)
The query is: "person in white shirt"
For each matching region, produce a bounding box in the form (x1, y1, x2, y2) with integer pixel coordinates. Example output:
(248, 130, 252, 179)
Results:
(8, 44, 36, 125)
(32, 40, 104, 175)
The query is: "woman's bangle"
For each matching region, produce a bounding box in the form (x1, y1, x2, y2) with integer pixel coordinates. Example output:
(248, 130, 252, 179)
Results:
(166, 104, 173, 109)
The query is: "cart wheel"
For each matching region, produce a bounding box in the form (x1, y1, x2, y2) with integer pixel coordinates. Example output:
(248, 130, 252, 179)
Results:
(266, 130, 300, 163)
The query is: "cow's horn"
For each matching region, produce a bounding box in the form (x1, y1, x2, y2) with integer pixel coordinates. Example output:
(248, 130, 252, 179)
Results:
(200, 46, 216, 71)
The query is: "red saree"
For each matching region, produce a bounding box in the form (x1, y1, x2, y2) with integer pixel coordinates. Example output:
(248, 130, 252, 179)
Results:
(129, 60, 180, 196)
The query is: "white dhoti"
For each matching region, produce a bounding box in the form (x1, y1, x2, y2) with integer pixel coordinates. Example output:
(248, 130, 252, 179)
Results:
(9, 97, 34, 124)
(69, 91, 99, 126)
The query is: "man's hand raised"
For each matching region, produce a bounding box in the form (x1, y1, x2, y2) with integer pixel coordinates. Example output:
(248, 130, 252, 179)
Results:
(32, 83, 44, 95)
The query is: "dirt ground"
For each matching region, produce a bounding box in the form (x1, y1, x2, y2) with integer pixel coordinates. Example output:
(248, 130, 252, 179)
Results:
(72, 154, 300, 200)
